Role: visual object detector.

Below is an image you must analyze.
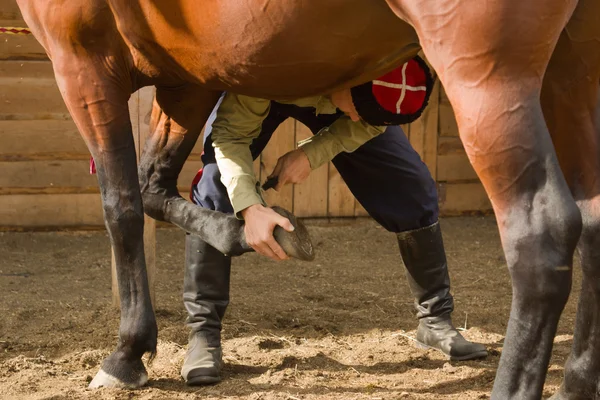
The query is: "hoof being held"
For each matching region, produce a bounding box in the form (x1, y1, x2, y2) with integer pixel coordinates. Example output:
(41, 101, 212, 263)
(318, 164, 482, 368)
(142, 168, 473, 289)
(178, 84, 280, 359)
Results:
(88, 368, 148, 389)
(272, 206, 315, 261)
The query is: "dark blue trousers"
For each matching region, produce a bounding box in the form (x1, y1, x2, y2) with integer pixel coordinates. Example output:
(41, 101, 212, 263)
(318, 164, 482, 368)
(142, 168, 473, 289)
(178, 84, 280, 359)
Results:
(193, 102, 439, 233)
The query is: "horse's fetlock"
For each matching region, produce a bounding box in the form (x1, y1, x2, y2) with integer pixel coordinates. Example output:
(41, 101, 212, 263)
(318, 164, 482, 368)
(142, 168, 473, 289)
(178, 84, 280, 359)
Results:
(118, 325, 157, 358)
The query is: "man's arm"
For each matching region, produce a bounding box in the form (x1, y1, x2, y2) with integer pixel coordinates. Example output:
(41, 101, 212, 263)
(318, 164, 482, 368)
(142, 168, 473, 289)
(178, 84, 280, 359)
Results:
(211, 93, 271, 217)
(298, 117, 386, 170)
(267, 117, 385, 190)
(211, 92, 294, 261)
(270, 116, 385, 190)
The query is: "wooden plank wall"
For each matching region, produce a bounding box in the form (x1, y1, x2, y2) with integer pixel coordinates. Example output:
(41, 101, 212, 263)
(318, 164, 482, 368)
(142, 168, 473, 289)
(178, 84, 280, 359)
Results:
(0, 6, 97, 229)
(0, 4, 491, 229)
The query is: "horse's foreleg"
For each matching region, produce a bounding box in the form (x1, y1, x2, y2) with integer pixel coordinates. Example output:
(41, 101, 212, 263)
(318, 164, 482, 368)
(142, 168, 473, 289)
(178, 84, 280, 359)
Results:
(52, 56, 156, 387)
(139, 89, 313, 260)
(542, 4, 600, 397)
(388, 0, 581, 398)
(138, 88, 254, 256)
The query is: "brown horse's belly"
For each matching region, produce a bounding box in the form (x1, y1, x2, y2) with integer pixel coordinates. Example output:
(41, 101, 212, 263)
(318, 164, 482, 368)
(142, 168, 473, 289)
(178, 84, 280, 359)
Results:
(206, 39, 421, 99)
(117, 0, 420, 98)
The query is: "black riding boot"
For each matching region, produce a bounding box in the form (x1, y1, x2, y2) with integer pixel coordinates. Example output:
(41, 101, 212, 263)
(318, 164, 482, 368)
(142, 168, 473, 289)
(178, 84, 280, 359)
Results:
(181, 234, 230, 385)
(397, 222, 488, 361)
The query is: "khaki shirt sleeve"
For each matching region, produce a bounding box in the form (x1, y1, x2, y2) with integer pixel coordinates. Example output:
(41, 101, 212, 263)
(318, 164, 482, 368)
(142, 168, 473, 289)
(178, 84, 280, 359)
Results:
(298, 117, 386, 169)
(211, 93, 271, 218)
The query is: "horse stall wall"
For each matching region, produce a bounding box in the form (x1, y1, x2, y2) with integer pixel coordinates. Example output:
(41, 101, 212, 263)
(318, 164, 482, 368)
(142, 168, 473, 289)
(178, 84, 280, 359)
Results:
(0, 3, 491, 230)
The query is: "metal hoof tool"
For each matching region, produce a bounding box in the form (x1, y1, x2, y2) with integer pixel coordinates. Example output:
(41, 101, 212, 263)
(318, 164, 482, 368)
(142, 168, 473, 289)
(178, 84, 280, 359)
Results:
(262, 176, 279, 191)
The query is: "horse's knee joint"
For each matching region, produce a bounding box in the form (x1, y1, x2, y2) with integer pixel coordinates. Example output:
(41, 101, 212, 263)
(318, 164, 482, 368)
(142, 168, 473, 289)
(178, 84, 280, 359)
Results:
(104, 205, 144, 234)
(504, 204, 581, 303)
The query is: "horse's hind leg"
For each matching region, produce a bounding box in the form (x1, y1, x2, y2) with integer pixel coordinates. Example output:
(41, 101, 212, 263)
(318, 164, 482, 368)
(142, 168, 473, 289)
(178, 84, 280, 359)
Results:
(548, 82, 600, 400)
(542, 3, 600, 398)
(387, 0, 581, 398)
(51, 53, 156, 387)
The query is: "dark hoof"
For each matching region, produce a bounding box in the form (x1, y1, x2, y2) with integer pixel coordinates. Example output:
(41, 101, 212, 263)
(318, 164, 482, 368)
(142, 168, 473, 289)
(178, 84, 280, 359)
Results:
(89, 351, 150, 389)
(272, 206, 315, 261)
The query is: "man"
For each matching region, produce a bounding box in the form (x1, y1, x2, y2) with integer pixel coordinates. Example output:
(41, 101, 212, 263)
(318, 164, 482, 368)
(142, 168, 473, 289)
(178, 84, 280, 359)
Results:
(182, 58, 487, 385)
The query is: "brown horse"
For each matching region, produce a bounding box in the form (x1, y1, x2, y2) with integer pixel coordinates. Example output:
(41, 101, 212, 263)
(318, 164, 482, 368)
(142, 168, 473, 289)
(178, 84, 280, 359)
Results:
(14, 0, 600, 398)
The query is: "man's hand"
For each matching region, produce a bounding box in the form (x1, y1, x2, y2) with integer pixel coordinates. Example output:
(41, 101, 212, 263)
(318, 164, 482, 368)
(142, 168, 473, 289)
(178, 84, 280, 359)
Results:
(241, 204, 295, 261)
(268, 148, 311, 191)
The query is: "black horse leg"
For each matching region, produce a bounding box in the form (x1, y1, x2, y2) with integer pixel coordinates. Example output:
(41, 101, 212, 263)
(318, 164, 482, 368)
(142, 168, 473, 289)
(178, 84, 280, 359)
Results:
(52, 55, 157, 387)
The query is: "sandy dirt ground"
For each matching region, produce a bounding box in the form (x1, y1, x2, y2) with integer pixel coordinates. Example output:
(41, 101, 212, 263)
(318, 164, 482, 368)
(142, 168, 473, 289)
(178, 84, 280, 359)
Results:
(0, 216, 581, 399)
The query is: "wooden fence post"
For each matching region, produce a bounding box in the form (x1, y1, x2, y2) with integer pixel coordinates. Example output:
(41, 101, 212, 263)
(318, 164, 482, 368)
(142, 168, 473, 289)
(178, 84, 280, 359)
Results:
(112, 87, 157, 308)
